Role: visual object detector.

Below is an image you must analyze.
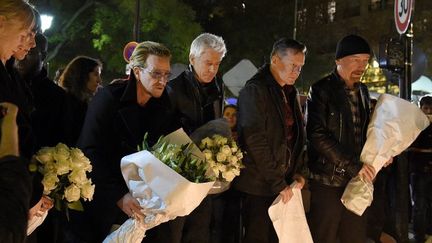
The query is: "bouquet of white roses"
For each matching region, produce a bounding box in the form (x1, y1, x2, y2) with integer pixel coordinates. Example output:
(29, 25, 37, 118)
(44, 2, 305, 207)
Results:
(200, 134, 243, 182)
(104, 129, 214, 243)
(31, 143, 95, 216)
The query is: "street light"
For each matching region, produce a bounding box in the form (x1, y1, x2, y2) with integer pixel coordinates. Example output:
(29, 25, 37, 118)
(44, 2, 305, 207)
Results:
(40, 14, 53, 33)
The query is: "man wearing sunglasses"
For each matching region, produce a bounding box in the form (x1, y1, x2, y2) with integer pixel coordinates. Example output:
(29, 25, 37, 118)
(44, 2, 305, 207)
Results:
(76, 41, 178, 242)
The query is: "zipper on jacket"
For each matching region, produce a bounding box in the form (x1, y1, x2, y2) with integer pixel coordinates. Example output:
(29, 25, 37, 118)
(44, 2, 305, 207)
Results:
(339, 113, 343, 142)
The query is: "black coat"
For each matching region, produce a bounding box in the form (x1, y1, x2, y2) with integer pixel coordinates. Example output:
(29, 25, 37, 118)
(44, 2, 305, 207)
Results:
(0, 156, 32, 243)
(76, 76, 178, 242)
(233, 64, 305, 197)
(29, 68, 67, 149)
(306, 71, 370, 187)
(167, 66, 224, 135)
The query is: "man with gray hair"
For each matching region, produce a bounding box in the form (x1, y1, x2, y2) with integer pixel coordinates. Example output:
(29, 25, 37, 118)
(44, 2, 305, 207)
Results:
(167, 32, 226, 243)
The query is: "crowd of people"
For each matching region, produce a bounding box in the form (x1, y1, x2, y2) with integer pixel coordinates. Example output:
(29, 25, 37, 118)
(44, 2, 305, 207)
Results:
(1, 0, 431, 243)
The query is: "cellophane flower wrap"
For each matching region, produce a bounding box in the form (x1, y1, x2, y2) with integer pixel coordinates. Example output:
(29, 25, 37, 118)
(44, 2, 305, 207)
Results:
(104, 128, 214, 243)
(31, 143, 95, 216)
(341, 94, 430, 216)
(190, 119, 244, 194)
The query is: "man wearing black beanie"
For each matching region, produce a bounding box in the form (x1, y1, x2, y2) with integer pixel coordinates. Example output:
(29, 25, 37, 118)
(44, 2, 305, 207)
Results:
(305, 34, 388, 243)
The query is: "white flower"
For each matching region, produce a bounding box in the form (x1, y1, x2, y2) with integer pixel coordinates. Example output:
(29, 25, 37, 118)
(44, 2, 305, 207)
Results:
(214, 135, 228, 146)
(54, 143, 70, 162)
(229, 155, 238, 165)
(68, 169, 87, 186)
(35, 147, 55, 164)
(42, 173, 59, 194)
(201, 137, 214, 148)
(55, 158, 71, 175)
(81, 180, 95, 201)
(203, 149, 213, 161)
(236, 151, 243, 160)
(216, 152, 227, 162)
(70, 148, 92, 172)
(64, 184, 81, 202)
(221, 145, 231, 156)
(231, 142, 238, 152)
(43, 161, 56, 174)
(222, 170, 236, 182)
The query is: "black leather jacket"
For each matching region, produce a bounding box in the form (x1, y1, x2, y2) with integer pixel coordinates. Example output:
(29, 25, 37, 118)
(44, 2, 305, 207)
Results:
(306, 71, 370, 187)
(167, 66, 224, 134)
(233, 64, 305, 196)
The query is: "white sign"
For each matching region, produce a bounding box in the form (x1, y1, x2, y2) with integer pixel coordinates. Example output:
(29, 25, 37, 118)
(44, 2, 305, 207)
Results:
(222, 59, 257, 96)
(394, 0, 413, 34)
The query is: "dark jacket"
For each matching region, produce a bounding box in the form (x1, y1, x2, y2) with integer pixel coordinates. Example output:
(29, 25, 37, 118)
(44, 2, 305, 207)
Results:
(306, 71, 370, 187)
(76, 76, 177, 242)
(233, 64, 305, 196)
(1, 59, 35, 159)
(167, 66, 224, 135)
(0, 156, 32, 243)
(29, 68, 67, 149)
(409, 124, 432, 173)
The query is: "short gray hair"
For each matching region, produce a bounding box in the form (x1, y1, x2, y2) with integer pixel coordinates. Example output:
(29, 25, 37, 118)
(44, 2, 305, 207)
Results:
(189, 33, 227, 59)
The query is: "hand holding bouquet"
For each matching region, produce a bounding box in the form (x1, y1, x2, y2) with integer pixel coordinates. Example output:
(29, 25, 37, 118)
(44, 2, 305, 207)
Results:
(31, 143, 95, 217)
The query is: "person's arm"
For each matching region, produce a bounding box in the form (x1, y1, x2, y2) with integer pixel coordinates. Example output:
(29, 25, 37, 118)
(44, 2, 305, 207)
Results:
(0, 102, 19, 157)
(306, 85, 362, 178)
(0, 102, 32, 243)
(238, 84, 287, 195)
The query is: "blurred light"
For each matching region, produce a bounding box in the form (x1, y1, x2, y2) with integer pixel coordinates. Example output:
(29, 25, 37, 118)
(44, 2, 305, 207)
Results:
(40, 14, 53, 33)
(242, 3, 246, 9)
(372, 60, 379, 68)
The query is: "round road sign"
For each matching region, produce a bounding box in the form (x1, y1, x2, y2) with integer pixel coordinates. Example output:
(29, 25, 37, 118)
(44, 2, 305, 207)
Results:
(394, 0, 413, 34)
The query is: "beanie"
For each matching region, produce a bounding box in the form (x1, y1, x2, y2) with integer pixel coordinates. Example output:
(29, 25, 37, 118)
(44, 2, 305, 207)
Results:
(335, 35, 371, 59)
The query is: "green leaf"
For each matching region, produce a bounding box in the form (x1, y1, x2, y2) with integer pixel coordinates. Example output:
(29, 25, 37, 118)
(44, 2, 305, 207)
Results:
(67, 200, 84, 211)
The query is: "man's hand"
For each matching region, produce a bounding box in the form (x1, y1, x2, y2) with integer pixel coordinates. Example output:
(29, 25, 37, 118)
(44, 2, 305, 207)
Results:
(358, 164, 376, 183)
(293, 174, 306, 189)
(116, 192, 144, 219)
(279, 186, 294, 204)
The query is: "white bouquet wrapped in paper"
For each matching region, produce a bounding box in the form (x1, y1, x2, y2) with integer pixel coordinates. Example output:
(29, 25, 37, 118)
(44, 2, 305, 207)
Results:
(341, 94, 430, 215)
(104, 128, 214, 243)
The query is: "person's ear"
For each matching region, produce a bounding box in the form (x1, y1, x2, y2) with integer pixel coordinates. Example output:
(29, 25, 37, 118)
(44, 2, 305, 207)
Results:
(189, 55, 195, 66)
(271, 55, 278, 65)
(133, 67, 141, 81)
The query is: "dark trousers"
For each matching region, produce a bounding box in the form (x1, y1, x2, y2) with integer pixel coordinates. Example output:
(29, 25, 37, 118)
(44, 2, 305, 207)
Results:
(308, 180, 367, 243)
(241, 193, 278, 243)
(411, 172, 432, 243)
(181, 196, 212, 243)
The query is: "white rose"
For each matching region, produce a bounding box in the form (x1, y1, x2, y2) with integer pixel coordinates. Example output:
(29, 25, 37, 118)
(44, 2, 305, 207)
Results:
(201, 137, 214, 148)
(70, 148, 92, 172)
(42, 173, 59, 194)
(217, 163, 227, 173)
(221, 145, 231, 156)
(55, 158, 71, 175)
(203, 149, 213, 161)
(36, 147, 56, 164)
(229, 155, 238, 164)
(81, 180, 95, 201)
(211, 165, 220, 178)
(54, 143, 70, 162)
(216, 152, 227, 162)
(231, 142, 238, 152)
(43, 161, 56, 174)
(236, 151, 243, 160)
(222, 170, 236, 182)
(68, 169, 87, 186)
(214, 135, 228, 146)
(64, 184, 81, 202)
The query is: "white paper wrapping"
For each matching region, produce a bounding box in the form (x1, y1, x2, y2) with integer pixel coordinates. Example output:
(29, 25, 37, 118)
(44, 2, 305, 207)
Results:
(268, 186, 313, 243)
(341, 94, 430, 215)
(27, 210, 48, 235)
(104, 129, 215, 243)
